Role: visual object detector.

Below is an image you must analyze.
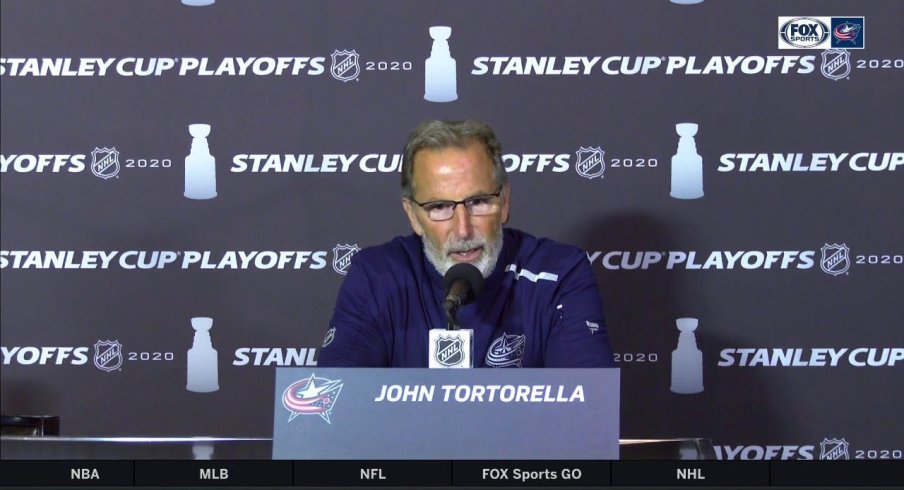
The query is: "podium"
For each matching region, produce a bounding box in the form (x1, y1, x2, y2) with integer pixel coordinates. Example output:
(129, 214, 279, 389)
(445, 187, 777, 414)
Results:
(1, 368, 718, 460)
(0, 368, 723, 461)
(0, 366, 720, 482)
(273, 367, 620, 459)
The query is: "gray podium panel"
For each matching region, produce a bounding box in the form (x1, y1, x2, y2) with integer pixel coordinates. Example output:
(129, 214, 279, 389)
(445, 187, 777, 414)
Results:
(273, 368, 619, 460)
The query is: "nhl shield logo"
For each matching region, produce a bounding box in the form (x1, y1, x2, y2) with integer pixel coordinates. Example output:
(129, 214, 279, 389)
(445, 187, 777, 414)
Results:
(91, 147, 120, 180)
(819, 438, 850, 460)
(435, 335, 464, 367)
(330, 50, 360, 82)
(332, 243, 361, 275)
(820, 243, 850, 276)
(575, 147, 605, 180)
(93, 340, 123, 372)
(821, 49, 851, 81)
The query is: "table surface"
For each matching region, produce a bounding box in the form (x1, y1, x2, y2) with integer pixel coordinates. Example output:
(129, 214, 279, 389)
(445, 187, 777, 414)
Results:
(0, 436, 715, 460)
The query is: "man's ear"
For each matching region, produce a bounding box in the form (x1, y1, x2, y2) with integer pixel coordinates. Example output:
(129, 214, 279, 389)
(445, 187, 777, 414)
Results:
(402, 198, 424, 236)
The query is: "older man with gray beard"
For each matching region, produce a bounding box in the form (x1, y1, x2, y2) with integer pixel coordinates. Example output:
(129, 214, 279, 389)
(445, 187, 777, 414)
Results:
(318, 120, 614, 367)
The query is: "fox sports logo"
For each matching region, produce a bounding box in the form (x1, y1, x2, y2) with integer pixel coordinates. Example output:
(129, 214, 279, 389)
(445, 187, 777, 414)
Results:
(780, 17, 829, 48)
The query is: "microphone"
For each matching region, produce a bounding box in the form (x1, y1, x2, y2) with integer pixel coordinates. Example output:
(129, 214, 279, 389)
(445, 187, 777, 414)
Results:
(428, 263, 483, 368)
(442, 263, 485, 330)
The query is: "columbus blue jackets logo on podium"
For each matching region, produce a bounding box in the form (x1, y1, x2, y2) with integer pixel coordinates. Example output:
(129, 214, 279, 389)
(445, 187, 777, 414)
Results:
(435, 335, 464, 366)
(819, 438, 850, 460)
(820, 243, 850, 276)
(486, 333, 526, 367)
(90, 147, 120, 180)
(575, 147, 605, 180)
(820, 49, 850, 81)
(93, 340, 122, 372)
(330, 50, 360, 82)
(282, 374, 344, 424)
(332, 244, 360, 275)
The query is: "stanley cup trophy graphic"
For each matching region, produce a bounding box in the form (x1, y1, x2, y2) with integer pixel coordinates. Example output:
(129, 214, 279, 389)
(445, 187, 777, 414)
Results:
(670, 317, 703, 394)
(670, 123, 704, 199)
(187, 317, 219, 393)
(184, 124, 217, 200)
(192, 443, 214, 460)
(424, 26, 458, 102)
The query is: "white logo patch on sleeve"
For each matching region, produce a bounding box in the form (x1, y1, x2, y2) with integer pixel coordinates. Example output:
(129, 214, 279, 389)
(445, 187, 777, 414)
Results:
(322, 327, 336, 348)
(505, 264, 559, 282)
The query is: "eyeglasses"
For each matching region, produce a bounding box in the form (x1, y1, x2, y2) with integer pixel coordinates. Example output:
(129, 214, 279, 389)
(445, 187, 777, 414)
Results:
(409, 186, 504, 222)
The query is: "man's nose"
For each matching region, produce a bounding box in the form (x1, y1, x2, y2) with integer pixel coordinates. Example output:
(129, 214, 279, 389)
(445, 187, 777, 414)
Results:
(451, 203, 474, 238)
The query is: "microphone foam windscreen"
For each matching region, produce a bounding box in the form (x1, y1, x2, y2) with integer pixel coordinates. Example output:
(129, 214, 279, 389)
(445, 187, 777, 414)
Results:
(443, 262, 485, 298)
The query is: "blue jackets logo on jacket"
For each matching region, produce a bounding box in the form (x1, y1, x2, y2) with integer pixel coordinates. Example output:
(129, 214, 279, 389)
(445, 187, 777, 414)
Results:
(486, 333, 526, 368)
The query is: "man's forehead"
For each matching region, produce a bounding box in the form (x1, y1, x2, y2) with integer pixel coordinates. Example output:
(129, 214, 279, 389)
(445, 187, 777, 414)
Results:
(412, 142, 493, 178)
(413, 140, 490, 162)
(411, 143, 495, 197)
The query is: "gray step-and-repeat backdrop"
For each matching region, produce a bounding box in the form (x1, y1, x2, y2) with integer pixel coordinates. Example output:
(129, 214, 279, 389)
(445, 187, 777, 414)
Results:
(1, 0, 901, 461)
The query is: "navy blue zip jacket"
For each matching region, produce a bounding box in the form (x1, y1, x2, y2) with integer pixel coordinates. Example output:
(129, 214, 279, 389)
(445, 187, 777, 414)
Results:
(318, 228, 615, 368)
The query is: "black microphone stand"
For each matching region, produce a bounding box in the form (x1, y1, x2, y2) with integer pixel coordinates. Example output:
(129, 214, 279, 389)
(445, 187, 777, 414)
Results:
(443, 297, 461, 331)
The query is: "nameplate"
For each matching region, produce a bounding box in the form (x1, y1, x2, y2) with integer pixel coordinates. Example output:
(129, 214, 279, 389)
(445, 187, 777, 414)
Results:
(273, 368, 619, 459)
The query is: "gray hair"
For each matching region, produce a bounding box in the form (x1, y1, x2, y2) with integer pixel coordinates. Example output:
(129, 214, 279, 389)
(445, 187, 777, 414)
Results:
(401, 119, 507, 199)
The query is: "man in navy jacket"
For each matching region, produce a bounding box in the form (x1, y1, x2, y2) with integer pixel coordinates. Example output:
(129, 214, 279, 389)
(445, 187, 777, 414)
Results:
(318, 120, 614, 368)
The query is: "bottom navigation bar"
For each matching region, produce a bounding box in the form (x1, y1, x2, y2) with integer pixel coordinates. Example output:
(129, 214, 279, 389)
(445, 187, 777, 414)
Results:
(0, 460, 901, 487)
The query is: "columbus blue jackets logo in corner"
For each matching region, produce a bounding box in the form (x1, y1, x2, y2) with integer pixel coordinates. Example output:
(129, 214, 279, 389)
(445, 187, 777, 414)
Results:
(575, 147, 605, 180)
(332, 243, 360, 275)
(93, 340, 122, 372)
(283, 374, 344, 424)
(434, 335, 464, 366)
(486, 333, 526, 367)
(819, 438, 850, 460)
(831, 18, 864, 49)
(820, 49, 850, 81)
(90, 147, 120, 180)
(820, 243, 850, 276)
(330, 50, 360, 82)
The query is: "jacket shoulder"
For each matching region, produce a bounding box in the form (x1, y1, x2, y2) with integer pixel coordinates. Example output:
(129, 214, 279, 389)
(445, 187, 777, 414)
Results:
(349, 234, 421, 275)
(507, 228, 587, 270)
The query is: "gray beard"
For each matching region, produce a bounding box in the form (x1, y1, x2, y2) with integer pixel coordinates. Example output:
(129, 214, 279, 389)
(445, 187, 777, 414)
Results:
(422, 228, 504, 278)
